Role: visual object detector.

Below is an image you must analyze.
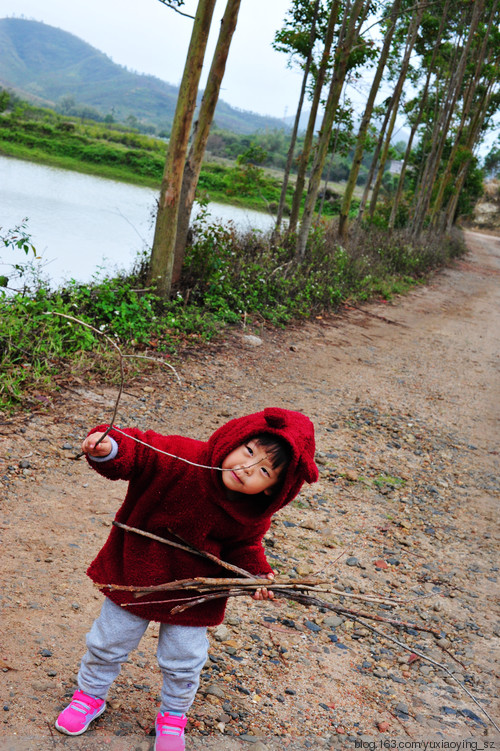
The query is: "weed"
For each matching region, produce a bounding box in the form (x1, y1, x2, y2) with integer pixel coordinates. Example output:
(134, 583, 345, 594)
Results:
(0, 215, 467, 412)
(374, 474, 406, 489)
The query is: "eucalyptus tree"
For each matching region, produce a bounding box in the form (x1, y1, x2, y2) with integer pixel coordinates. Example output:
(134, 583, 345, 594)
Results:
(430, 0, 500, 230)
(272, 0, 322, 233)
(148, 0, 217, 298)
(273, 0, 320, 232)
(172, 0, 241, 284)
(365, 0, 427, 220)
(287, 0, 340, 236)
(388, 0, 452, 229)
(408, 0, 486, 236)
(297, 0, 373, 258)
(356, 97, 392, 221)
(338, 0, 402, 237)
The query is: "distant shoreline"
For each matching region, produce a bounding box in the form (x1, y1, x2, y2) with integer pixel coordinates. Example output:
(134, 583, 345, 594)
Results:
(0, 142, 279, 214)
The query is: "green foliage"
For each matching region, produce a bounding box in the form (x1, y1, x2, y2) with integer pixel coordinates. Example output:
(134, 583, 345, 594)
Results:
(0, 219, 39, 288)
(179, 213, 464, 326)
(0, 210, 467, 412)
(0, 88, 10, 113)
(0, 272, 223, 411)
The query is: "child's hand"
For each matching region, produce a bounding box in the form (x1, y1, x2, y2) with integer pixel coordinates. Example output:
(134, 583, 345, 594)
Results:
(252, 573, 275, 601)
(81, 432, 112, 458)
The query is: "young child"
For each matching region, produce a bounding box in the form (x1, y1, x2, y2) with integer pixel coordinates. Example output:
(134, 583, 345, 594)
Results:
(55, 407, 318, 750)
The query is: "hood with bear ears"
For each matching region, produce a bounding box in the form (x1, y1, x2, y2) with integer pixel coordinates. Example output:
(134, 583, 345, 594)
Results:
(206, 407, 318, 519)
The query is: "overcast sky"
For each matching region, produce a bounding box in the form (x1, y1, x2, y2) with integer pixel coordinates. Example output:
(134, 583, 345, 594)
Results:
(0, 0, 307, 121)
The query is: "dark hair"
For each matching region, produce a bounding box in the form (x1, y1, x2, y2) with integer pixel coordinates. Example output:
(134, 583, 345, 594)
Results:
(252, 433, 292, 478)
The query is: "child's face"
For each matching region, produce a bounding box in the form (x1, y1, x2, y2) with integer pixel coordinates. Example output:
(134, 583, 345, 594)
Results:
(221, 440, 281, 496)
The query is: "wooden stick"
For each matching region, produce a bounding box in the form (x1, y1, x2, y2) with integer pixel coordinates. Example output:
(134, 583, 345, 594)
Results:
(112, 521, 254, 578)
(99, 574, 402, 606)
(120, 586, 437, 637)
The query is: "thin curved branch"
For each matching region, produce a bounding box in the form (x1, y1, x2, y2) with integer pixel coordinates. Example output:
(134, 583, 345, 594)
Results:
(156, 0, 195, 20)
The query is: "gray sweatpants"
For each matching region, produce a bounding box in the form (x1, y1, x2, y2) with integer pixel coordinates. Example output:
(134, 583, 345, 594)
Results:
(78, 598, 208, 713)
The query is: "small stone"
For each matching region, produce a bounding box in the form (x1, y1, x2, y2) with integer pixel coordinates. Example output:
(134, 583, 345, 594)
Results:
(460, 709, 486, 725)
(323, 616, 343, 628)
(304, 620, 322, 633)
(205, 685, 226, 699)
(39, 649, 52, 657)
(19, 460, 31, 469)
(344, 470, 358, 482)
(377, 720, 390, 732)
(437, 637, 451, 648)
(373, 559, 389, 569)
(242, 335, 263, 347)
(346, 557, 359, 567)
(296, 563, 314, 576)
(213, 625, 231, 642)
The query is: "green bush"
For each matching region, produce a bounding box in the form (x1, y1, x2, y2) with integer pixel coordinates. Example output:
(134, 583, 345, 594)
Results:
(0, 202, 467, 412)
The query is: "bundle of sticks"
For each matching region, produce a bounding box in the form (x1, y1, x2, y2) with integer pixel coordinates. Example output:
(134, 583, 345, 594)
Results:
(91, 521, 498, 731)
(97, 521, 437, 633)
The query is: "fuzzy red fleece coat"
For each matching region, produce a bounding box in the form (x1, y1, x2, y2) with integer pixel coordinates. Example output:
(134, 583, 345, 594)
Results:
(86, 407, 318, 626)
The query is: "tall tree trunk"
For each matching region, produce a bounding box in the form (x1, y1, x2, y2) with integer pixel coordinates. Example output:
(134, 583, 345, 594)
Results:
(316, 129, 340, 224)
(388, 0, 450, 229)
(356, 97, 392, 223)
(338, 0, 402, 238)
(367, 0, 425, 220)
(408, 41, 460, 229)
(287, 0, 340, 236)
(443, 70, 499, 232)
(410, 0, 483, 237)
(172, 0, 241, 284)
(297, 0, 367, 258)
(274, 0, 320, 235)
(147, 0, 217, 298)
(430, 0, 497, 225)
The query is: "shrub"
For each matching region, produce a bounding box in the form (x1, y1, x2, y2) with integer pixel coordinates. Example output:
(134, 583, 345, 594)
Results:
(0, 214, 466, 412)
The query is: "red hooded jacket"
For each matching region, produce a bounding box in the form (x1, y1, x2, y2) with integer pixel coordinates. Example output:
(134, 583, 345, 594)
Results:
(86, 407, 318, 626)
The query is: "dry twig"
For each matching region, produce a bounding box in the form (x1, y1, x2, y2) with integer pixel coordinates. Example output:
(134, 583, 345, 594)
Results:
(98, 521, 499, 733)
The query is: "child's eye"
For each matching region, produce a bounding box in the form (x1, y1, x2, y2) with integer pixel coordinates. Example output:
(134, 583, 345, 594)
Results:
(245, 444, 254, 456)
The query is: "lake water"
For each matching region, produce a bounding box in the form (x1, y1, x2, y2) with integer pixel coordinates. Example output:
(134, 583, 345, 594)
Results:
(0, 155, 275, 289)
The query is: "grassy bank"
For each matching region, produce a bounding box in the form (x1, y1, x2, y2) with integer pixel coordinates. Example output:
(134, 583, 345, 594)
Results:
(0, 213, 466, 413)
(0, 112, 348, 216)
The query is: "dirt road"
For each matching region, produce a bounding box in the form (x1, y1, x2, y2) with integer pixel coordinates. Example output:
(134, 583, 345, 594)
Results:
(1, 230, 499, 749)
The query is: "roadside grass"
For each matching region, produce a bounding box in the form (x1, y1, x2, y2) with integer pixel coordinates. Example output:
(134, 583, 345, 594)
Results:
(0, 215, 467, 414)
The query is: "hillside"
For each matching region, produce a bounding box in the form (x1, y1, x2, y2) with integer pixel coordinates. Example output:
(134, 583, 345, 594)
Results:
(0, 17, 289, 136)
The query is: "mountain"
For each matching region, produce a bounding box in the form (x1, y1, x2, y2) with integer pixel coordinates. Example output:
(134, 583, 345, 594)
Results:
(0, 17, 289, 135)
